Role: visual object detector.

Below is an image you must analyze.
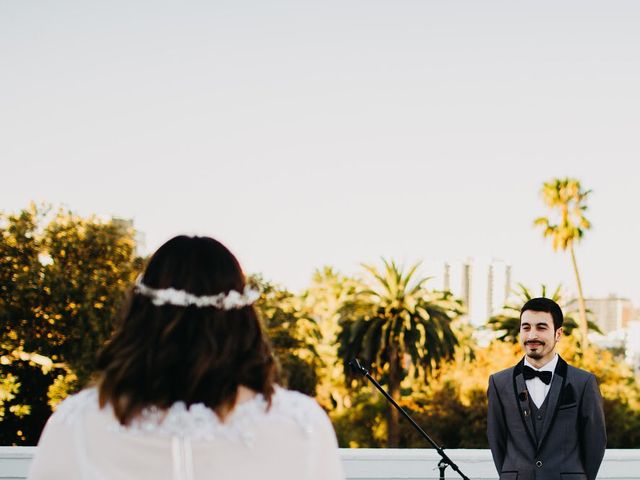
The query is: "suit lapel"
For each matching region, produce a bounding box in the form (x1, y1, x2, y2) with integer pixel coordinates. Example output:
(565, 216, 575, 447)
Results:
(512, 359, 536, 450)
(536, 356, 568, 452)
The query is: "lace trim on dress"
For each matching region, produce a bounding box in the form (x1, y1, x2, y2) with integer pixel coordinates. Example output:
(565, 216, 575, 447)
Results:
(52, 387, 318, 445)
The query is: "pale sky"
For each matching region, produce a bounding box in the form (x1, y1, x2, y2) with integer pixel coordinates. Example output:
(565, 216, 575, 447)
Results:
(2, 0, 639, 304)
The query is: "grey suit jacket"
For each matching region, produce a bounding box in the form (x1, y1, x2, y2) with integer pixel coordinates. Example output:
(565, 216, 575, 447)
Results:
(487, 356, 606, 480)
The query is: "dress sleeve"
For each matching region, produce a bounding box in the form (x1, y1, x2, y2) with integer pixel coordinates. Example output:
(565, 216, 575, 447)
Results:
(307, 399, 345, 480)
(27, 413, 83, 480)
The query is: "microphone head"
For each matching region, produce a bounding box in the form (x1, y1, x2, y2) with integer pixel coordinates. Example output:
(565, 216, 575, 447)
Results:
(349, 358, 368, 376)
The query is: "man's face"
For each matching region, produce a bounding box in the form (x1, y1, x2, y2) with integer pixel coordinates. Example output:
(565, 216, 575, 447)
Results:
(519, 310, 561, 365)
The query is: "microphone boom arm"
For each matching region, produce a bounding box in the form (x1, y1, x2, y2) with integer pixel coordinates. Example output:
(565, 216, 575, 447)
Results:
(349, 358, 470, 480)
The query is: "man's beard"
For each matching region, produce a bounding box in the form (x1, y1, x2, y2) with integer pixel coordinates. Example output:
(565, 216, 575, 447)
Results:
(525, 341, 545, 359)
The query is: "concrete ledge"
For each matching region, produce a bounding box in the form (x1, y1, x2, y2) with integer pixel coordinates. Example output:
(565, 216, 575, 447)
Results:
(0, 447, 36, 480)
(1, 447, 639, 479)
(340, 449, 640, 479)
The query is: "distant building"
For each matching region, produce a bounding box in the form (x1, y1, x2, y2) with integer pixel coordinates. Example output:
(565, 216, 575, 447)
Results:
(626, 320, 640, 373)
(585, 295, 634, 334)
(442, 258, 512, 326)
(488, 260, 512, 319)
(111, 217, 146, 257)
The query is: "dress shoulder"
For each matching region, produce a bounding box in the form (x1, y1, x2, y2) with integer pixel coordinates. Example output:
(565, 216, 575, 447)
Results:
(45, 386, 330, 442)
(270, 387, 330, 431)
(49, 388, 100, 426)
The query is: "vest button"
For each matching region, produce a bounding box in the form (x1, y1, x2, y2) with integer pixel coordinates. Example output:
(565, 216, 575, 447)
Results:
(537, 415, 542, 420)
(536, 461, 543, 468)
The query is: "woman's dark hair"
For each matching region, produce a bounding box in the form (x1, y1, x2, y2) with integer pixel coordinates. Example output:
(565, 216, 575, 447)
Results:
(520, 297, 564, 330)
(96, 235, 277, 425)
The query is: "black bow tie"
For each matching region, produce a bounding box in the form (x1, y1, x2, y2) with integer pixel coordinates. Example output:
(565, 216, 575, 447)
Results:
(523, 366, 553, 385)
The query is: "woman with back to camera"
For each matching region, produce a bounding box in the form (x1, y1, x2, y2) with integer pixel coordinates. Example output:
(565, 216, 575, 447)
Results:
(28, 235, 345, 480)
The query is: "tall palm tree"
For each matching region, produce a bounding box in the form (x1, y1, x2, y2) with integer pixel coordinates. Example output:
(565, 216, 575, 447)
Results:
(338, 259, 462, 447)
(488, 283, 601, 343)
(533, 178, 592, 347)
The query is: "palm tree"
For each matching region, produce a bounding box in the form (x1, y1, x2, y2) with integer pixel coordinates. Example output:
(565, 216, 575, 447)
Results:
(338, 259, 462, 447)
(488, 283, 601, 343)
(533, 178, 592, 347)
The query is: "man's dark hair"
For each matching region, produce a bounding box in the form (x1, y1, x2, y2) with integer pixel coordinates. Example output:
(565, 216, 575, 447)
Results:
(520, 297, 564, 330)
(96, 235, 277, 425)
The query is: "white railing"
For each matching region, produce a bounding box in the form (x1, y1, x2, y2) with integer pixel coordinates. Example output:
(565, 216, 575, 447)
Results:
(1, 447, 639, 479)
(340, 449, 640, 479)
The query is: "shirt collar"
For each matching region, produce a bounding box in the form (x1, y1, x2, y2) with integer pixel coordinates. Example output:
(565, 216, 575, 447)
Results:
(524, 353, 558, 372)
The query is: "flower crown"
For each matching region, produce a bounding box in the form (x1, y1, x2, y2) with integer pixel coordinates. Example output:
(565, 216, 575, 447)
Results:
(134, 277, 260, 309)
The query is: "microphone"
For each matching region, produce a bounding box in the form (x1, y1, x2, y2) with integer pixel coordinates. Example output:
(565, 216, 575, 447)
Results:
(346, 358, 469, 480)
(519, 390, 529, 417)
(349, 358, 369, 376)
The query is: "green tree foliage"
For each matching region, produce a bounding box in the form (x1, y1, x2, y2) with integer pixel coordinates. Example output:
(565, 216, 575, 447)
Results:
(331, 389, 387, 448)
(557, 339, 640, 448)
(0, 355, 65, 445)
(2, 204, 639, 450)
(337, 259, 462, 447)
(534, 178, 592, 347)
(0, 205, 142, 444)
(488, 284, 601, 343)
(252, 276, 321, 396)
(301, 267, 359, 413)
(398, 341, 521, 449)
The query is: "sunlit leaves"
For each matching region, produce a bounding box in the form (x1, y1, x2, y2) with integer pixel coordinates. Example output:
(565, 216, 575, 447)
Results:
(0, 204, 142, 444)
(252, 276, 321, 396)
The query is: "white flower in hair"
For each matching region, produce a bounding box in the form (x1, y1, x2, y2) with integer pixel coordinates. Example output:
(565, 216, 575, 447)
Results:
(222, 290, 242, 310)
(223, 288, 260, 309)
(134, 277, 260, 310)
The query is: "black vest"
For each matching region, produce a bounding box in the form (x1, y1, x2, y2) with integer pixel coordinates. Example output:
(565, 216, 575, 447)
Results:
(528, 390, 551, 442)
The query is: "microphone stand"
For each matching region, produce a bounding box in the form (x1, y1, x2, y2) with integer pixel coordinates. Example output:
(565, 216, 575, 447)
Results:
(349, 358, 470, 480)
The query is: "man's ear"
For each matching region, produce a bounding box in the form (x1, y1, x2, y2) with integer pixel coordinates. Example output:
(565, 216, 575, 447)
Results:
(555, 327, 563, 341)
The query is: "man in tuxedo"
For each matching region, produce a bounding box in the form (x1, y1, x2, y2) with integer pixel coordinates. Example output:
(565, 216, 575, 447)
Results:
(487, 297, 606, 480)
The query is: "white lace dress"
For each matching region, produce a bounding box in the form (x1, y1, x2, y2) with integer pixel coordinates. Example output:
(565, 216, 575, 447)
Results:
(27, 387, 344, 480)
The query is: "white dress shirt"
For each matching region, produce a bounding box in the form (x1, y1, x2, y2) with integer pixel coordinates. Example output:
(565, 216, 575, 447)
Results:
(524, 354, 558, 408)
